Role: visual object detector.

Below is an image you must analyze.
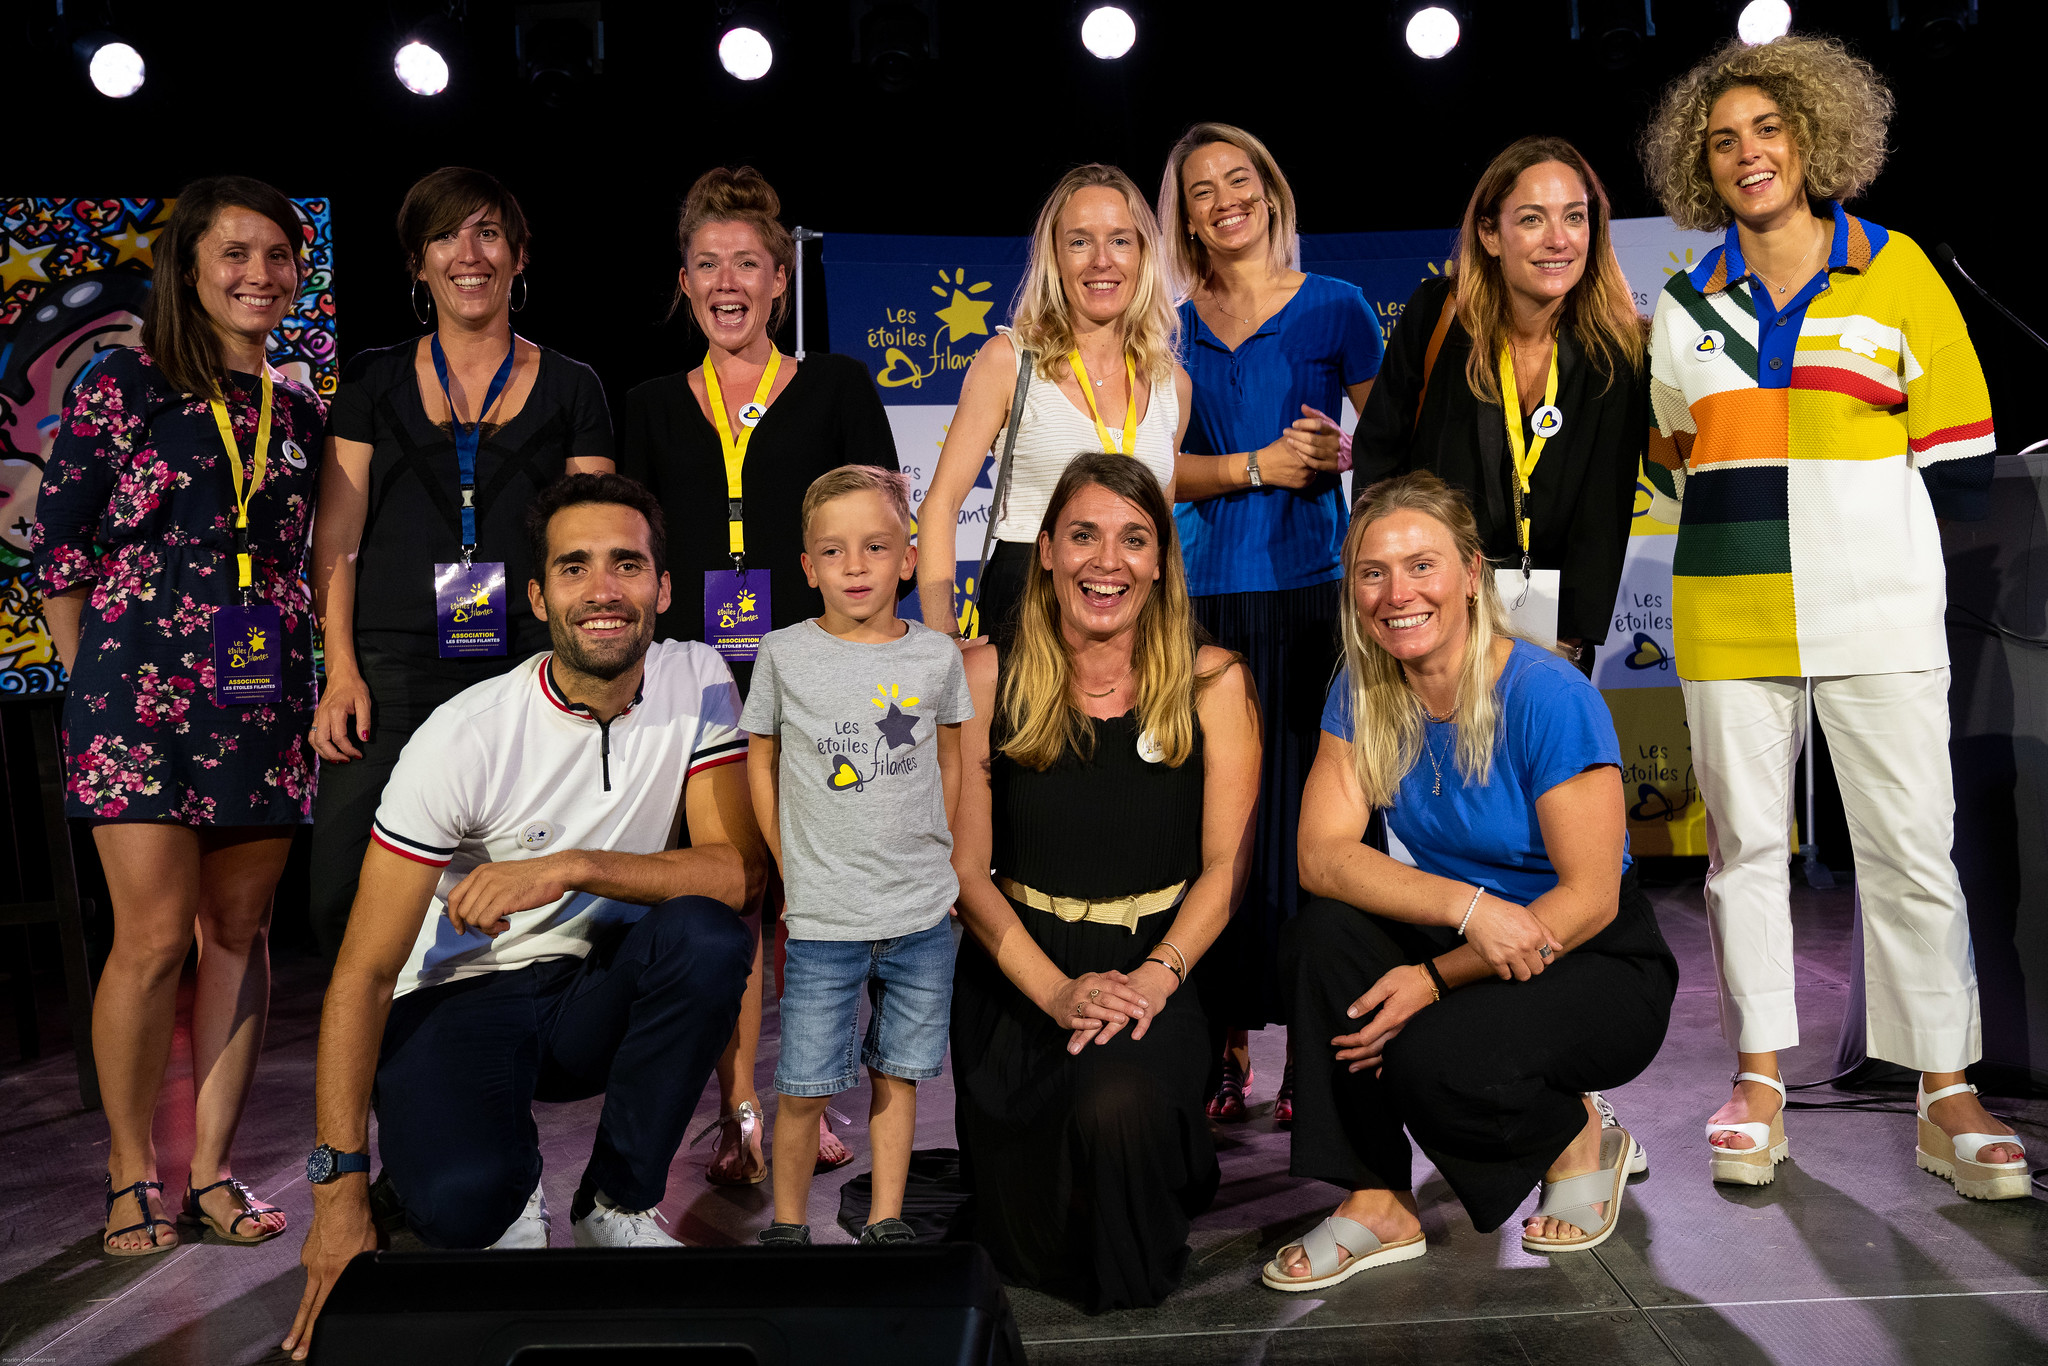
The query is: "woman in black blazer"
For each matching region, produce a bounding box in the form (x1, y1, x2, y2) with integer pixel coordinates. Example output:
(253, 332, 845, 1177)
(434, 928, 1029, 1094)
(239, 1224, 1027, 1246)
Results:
(619, 165, 898, 1189)
(1352, 136, 1646, 670)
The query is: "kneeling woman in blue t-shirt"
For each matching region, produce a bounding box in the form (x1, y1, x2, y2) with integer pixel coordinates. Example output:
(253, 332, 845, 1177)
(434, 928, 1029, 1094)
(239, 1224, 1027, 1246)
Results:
(1263, 471, 1676, 1291)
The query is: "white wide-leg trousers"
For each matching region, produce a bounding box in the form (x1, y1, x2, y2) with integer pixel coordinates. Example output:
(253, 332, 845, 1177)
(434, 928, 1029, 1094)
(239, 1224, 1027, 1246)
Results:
(1682, 670, 1982, 1072)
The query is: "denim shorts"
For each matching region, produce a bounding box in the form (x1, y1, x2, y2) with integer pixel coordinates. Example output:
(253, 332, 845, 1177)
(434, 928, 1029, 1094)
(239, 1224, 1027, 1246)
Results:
(775, 917, 959, 1096)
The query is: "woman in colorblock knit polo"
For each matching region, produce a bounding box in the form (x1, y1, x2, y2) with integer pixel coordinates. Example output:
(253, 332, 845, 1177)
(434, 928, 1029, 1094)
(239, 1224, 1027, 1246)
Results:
(1640, 34, 2026, 1200)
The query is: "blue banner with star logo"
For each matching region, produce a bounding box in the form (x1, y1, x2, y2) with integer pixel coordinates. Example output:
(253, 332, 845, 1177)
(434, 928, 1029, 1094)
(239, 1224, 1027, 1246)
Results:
(822, 234, 1031, 407)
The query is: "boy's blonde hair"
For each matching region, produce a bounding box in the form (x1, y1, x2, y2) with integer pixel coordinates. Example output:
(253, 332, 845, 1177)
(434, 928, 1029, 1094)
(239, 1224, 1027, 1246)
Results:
(800, 464, 913, 545)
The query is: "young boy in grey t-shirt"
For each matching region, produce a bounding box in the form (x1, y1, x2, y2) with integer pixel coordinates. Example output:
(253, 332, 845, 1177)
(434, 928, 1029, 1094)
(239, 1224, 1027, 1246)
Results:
(739, 465, 971, 1246)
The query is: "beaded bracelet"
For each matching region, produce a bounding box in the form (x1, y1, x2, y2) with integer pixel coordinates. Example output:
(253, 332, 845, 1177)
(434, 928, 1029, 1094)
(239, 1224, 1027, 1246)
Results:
(1457, 886, 1482, 937)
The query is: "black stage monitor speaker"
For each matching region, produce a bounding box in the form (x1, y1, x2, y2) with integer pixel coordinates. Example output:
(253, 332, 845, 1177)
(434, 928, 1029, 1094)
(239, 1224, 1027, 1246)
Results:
(309, 1243, 1025, 1366)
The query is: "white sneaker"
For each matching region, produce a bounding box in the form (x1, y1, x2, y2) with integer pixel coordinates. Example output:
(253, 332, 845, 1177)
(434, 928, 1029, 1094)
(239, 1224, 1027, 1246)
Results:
(571, 1194, 683, 1248)
(487, 1181, 551, 1249)
(1589, 1091, 1649, 1174)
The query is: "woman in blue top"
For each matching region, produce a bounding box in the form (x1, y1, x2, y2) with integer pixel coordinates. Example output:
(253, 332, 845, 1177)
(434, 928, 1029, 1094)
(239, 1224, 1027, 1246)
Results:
(1262, 471, 1675, 1292)
(1156, 123, 1384, 1123)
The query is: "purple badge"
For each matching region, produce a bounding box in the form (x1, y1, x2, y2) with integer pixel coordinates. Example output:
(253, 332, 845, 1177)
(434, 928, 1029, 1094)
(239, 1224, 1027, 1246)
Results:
(436, 561, 509, 658)
(211, 603, 284, 706)
(704, 569, 769, 662)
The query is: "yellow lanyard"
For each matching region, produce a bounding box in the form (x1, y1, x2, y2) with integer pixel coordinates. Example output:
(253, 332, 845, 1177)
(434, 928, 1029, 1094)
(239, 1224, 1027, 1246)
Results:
(704, 350, 782, 562)
(1496, 341, 1559, 557)
(208, 370, 273, 594)
(1066, 349, 1139, 455)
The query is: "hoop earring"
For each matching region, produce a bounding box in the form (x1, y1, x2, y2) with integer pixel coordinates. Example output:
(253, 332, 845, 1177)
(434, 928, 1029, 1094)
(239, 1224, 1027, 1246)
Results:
(511, 274, 528, 313)
(411, 280, 432, 326)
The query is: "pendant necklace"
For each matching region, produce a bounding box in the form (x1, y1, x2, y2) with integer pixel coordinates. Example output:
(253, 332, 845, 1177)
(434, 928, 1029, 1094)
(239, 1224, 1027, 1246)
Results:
(1210, 274, 1284, 325)
(1081, 666, 1132, 699)
(1420, 701, 1456, 797)
(1750, 224, 1825, 298)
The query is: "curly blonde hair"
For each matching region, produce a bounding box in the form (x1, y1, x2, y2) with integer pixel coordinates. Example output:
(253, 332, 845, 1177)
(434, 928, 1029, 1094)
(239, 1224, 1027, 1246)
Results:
(1640, 34, 1894, 232)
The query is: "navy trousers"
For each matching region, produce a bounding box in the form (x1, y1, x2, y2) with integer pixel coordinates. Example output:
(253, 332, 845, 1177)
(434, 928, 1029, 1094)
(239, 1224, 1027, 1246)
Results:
(372, 895, 752, 1248)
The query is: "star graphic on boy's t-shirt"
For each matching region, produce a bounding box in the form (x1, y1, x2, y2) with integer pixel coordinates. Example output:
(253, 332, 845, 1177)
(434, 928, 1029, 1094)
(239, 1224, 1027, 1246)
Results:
(875, 703, 919, 750)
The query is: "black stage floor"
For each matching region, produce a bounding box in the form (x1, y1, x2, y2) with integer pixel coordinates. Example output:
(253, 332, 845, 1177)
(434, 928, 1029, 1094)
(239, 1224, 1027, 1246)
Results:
(2, 878, 2043, 1364)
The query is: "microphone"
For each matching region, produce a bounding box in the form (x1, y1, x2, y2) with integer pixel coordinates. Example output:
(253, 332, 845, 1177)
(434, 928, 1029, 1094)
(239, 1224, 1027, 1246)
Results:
(1935, 243, 2048, 357)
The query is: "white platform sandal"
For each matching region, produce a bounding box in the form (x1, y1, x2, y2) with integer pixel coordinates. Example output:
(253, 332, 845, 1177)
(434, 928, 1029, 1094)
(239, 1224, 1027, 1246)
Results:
(1261, 1213, 1426, 1292)
(1707, 1071, 1789, 1186)
(1916, 1082, 2031, 1201)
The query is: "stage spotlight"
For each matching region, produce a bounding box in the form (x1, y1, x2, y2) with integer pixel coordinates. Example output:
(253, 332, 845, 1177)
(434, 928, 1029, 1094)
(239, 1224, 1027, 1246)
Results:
(1570, 0, 1655, 70)
(1404, 7, 1460, 59)
(1737, 0, 1791, 42)
(1081, 6, 1137, 60)
(1889, 2, 1978, 60)
(719, 26, 773, 79)
(856, 1, 937, 97)
(74, 33, 144, 98)
(394, 40, 450, 95)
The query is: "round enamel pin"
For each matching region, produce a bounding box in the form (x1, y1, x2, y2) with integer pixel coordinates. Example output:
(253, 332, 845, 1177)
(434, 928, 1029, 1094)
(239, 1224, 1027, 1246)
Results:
(1136, 729, 1165, 764)
(1693, 330, 1724, 361)
(281, 438, 308, 469)
(739, 402, 767, 428)
(1532, 405, 1563, 439)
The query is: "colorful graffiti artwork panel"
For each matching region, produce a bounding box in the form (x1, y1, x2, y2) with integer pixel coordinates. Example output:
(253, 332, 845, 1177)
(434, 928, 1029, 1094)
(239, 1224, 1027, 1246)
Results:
(0, 196, 336, 696)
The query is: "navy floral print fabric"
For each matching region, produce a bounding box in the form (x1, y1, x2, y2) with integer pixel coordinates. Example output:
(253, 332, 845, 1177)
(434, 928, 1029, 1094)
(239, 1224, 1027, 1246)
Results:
(30, 347, 324, 824)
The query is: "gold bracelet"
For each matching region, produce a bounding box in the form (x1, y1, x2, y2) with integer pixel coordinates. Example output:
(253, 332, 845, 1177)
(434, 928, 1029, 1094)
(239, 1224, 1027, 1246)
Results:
(1416, 963, 1440, 1003)
(1157, 939, 1189, 978)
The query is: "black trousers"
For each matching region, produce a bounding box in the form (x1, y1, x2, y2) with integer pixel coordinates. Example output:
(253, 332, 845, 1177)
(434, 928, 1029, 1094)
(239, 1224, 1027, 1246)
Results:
(309, 644, 520, 962)
(1280, 882, 1677, 1233)
(372, 897, 752, 1248)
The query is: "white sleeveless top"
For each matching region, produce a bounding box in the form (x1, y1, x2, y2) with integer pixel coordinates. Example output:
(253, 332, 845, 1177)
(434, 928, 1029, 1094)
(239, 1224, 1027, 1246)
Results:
(990, 341, 1179, 544)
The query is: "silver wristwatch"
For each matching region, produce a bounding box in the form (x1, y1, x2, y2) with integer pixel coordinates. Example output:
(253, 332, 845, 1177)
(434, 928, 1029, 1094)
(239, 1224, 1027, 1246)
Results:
(1245, 450, 1263, 488)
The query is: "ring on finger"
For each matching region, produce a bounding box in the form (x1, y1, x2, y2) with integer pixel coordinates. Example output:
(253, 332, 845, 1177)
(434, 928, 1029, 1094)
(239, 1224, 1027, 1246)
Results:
(1087, 988, 1100, 1002)
(1537, 945, 1553, 960)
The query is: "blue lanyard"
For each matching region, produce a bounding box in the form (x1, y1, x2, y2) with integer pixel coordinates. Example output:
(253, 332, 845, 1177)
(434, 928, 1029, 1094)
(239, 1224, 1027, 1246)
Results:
(430, 335, 516, 560)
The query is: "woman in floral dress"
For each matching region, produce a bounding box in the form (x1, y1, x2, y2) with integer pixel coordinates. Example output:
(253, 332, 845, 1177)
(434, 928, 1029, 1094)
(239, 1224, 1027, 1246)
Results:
(33, 177, 323, 1256)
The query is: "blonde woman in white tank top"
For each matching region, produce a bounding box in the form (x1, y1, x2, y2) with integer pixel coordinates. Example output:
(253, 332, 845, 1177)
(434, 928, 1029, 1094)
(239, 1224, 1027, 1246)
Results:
(919, 165, 1192, 642)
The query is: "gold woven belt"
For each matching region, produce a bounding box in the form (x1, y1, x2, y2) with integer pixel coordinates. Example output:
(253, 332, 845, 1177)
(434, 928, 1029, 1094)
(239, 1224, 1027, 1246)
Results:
(997, 877, 1187, 933)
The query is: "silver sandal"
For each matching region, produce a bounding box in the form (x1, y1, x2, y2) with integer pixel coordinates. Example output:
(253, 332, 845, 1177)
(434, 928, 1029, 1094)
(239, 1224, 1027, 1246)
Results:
(1261, 1212, 1426, 1292)
(1522, 1125, 1632, 1254)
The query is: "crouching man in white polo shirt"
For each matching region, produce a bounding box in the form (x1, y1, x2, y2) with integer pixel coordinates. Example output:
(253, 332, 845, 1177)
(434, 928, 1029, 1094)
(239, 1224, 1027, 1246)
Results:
(286, 474, 765, 1358)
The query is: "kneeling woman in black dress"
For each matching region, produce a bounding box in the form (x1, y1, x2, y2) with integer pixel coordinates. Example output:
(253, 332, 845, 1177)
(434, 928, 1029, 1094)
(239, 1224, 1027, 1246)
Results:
(1266, 471, 1675, 1291)
(950, 452, 1259, 1311)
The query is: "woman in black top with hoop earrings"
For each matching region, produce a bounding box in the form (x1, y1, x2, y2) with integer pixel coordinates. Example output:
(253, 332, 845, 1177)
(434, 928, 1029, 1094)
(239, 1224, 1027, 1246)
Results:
(306, 167, 613, 960)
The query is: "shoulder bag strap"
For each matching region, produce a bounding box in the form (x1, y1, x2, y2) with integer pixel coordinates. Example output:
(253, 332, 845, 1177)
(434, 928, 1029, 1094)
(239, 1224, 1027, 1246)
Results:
(1412, 290, 1459, 435)
(972, 343, 1033, 612)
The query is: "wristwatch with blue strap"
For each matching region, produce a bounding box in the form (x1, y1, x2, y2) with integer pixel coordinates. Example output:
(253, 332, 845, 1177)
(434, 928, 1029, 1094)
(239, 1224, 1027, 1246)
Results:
(306, 1143, 371, 1184)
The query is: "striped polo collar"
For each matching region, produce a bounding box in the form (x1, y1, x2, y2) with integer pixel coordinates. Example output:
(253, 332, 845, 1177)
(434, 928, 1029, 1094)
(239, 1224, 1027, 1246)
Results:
(1691, 200, 1888, 296)
(537, 653, 644, 722)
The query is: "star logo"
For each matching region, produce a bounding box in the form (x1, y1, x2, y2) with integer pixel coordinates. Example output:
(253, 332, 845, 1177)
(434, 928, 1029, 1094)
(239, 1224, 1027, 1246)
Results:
(99, 221, 156, 268)
(930, 268, 995, 343)
(0, 236, 57, 293)
(875, 703, 919, 750)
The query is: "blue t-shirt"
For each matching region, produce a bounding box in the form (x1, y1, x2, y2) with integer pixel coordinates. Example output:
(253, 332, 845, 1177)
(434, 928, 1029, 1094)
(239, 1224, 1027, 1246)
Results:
(1175, 272, 1384, 596)
(1320, 640, 1629, 905)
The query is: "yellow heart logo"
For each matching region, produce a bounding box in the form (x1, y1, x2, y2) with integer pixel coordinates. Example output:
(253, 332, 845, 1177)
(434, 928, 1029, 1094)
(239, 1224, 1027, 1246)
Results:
(1624, 632, 1670, 670)
(1629, 783, 1677, 821)
(875, 347, 927, 389)
(827, 756, 866, 792)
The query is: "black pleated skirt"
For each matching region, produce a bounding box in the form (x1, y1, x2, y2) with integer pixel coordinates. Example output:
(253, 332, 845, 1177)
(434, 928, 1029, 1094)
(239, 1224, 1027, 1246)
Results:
(1190, 580, 1344, 1030)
